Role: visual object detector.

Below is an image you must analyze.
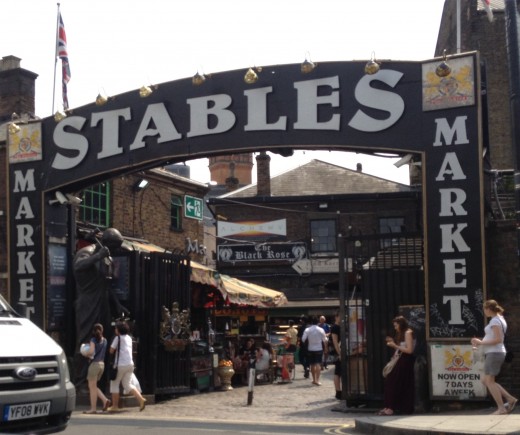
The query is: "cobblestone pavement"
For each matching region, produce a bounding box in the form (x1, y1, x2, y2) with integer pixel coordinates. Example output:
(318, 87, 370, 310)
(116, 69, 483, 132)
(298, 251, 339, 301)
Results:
(75, 365, 360, 426)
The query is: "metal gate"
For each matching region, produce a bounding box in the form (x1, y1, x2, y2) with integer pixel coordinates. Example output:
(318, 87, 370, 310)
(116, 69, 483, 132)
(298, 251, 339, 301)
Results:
(343, 232, 425, 405)
(128, 251, 192, 396)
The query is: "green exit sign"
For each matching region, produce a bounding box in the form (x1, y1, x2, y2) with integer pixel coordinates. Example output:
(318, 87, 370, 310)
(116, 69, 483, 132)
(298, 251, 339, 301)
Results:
(184, 195, 203, 220)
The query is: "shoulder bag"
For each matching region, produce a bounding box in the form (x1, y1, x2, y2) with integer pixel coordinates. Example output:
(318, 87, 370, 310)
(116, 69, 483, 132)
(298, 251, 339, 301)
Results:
(109, 337, 120, 380)
(382, 350, 401, 378)
(499, 320, 514, 363)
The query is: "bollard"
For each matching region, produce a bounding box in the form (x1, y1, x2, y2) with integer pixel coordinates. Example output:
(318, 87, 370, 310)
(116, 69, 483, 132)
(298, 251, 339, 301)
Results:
(247, 357, 256, 405)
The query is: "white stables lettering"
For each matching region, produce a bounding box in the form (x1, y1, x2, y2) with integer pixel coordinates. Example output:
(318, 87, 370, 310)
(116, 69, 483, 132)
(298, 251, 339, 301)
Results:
(51, 72, 406, 170)
(12, 169, 37, 319)
(434, 116, 471, 326)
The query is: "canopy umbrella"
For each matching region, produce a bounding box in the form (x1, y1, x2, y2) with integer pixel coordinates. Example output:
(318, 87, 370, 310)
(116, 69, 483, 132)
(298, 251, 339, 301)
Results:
(190, 261, 225, 289)
(219, 274, 288, 308)
(190, 262, 287, 308)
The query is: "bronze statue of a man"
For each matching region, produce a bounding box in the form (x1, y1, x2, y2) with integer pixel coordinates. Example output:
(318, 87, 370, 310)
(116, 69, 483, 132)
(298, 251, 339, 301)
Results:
(73, 228, 129, 347)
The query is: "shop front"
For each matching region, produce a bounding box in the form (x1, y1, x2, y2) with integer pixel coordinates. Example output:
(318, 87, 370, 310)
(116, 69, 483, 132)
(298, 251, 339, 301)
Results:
(190, 262, 288, 387)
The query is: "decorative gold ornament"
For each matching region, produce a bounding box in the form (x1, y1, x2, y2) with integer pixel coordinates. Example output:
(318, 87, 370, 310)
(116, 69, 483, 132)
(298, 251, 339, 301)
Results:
(244, 67, 258, 84)
(139, 85, 153, 98)
(8, 122, 20, 135)
(364, 52, 380, 75)
(159, 302, 191, 352)
(301, 58, 316, 74)
(435, 50, 452, 77)
(192, 72, 206, 86)
(95, 93, 108, 106)
(54, 110, 67, 122)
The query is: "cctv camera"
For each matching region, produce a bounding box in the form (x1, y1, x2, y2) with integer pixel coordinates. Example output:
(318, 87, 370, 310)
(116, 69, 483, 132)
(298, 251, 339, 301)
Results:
(394, 154, 413, 168)
(55, 191, 68, 204)
(65, 193, 82, 205)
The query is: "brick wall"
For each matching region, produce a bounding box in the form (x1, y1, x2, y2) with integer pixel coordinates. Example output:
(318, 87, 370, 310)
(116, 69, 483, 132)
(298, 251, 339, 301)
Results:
(486, 220, 520, 395)
(110, 173, 207, 261)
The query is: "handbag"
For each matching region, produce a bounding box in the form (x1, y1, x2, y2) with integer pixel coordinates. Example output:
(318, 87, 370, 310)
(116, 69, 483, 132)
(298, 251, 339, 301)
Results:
(382, 350, 401, 378)
(499, 320, 514, 363)
(109, 337, 120, 380)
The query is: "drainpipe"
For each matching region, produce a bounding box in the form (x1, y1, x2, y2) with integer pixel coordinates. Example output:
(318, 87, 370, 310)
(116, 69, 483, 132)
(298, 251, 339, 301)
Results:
(504, 0, 520, 256)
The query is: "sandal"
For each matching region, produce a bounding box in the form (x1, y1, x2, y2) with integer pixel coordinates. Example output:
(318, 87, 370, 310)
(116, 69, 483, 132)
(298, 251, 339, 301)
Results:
(491, 409, 508, 415)
(508, 398, 518, 414)
(102, 399, 112, 412)
(377, 408, 394, 416)
(82, 410, 97, 415)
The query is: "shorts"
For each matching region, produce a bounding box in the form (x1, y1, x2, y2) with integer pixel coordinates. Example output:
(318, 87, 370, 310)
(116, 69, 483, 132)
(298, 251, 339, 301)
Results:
(87, 361, 105, 381)
(307, 351, 323, 365)
(484, 352, 505, 376)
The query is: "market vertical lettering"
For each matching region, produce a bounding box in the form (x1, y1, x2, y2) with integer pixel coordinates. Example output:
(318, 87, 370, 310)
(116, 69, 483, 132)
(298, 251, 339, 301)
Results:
(434, 116, 470, 325)
(12, 169, 37, 318)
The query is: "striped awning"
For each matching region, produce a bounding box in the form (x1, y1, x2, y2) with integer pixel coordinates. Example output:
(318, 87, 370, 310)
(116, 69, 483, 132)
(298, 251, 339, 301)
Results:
(190, 262, 288, 308)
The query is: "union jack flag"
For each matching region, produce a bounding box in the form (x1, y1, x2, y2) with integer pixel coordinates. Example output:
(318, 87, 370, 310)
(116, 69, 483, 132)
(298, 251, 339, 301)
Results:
(57, 13, 71, 109)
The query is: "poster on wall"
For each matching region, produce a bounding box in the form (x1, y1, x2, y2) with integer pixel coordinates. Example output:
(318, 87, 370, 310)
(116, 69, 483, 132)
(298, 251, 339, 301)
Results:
(347, 303, 365, 354)
(47, 244, 67, 330)
(429, 343, 487, 400)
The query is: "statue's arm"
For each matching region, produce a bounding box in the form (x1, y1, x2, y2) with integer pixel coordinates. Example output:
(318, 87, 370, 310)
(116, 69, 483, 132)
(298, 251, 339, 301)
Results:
(73, 246, 110, 272)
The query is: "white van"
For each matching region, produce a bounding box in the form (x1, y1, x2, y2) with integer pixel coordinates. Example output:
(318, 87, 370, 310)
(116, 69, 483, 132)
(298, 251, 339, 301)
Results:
(0, 294, 76, 434)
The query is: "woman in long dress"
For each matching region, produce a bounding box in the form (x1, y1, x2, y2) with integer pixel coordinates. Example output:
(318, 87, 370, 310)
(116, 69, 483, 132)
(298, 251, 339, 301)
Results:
(378, 315, 415, 416)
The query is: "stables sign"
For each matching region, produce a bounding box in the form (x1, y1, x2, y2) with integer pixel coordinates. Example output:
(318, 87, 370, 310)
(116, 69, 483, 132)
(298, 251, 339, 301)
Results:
(6, 53, 485, 340)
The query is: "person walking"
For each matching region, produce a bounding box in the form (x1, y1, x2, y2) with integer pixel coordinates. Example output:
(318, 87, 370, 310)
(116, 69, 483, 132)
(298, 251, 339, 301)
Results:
(302, 316, 328, 386)
(318, 315, 331, 369)
(377, 315, 415, 415)
(297, 315, 310, 378)
(471, 299, 517, 415)
(107, 321, 146, 412)
(83, 323, 111, 414)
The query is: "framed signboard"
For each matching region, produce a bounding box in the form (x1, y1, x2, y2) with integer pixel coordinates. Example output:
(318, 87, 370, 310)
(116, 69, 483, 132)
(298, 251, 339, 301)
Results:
(429, 342, 487, 400)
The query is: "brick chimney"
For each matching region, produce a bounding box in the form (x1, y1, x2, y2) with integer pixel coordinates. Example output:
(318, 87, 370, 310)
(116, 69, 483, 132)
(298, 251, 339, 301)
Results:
(225, 162, 239, 192)
(208, 153, 253, 186)
(256, 151, 271, 196)
(0, 56, 38, 122)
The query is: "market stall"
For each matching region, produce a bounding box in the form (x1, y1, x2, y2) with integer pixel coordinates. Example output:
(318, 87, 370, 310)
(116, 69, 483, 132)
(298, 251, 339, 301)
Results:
(190, 262, 288, 386)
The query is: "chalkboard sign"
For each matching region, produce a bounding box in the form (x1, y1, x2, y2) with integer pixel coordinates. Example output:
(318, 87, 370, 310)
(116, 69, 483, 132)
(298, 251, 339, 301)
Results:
(399, 305, 426, 357)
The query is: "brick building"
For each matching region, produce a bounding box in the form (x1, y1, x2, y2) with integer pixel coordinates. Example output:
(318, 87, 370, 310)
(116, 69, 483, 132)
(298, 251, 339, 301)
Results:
(208, 159, 421, 311)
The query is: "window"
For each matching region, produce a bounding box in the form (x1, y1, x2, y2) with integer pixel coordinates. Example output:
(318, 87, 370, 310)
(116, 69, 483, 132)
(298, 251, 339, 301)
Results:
(379, 217, 405, 248)
(171, 195, 182, 230)
(80, 183, 110, 227)
(310, 219, 336, 252)
(379, 217, 405, 235)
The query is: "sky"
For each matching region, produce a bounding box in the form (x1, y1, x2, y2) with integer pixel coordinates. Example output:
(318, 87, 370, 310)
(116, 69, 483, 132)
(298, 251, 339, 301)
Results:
(3, 0, 446, 185)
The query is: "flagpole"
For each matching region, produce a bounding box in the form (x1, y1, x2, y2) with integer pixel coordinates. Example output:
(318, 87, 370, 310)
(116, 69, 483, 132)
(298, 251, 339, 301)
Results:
(52, 3, 61, 115)
(456, 0, 461, 53)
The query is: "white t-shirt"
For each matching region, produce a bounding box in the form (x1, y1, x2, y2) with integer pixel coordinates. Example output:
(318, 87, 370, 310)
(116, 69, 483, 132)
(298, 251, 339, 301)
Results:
(111, 334, 134, 366)
(255, 349, 270, 370)
(483, 315, 506, 354)
(302, 325, 327, 352)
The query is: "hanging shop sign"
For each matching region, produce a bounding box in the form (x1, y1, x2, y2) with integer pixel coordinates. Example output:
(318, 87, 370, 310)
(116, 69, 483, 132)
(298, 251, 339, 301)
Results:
(218, 242, 307, 263)
(218, 219, 287, 238)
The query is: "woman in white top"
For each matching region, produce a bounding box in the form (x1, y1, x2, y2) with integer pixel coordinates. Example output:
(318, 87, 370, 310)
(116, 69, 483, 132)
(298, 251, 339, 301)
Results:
(107, 321, 146, 412)
(471, 299, 517, 415)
